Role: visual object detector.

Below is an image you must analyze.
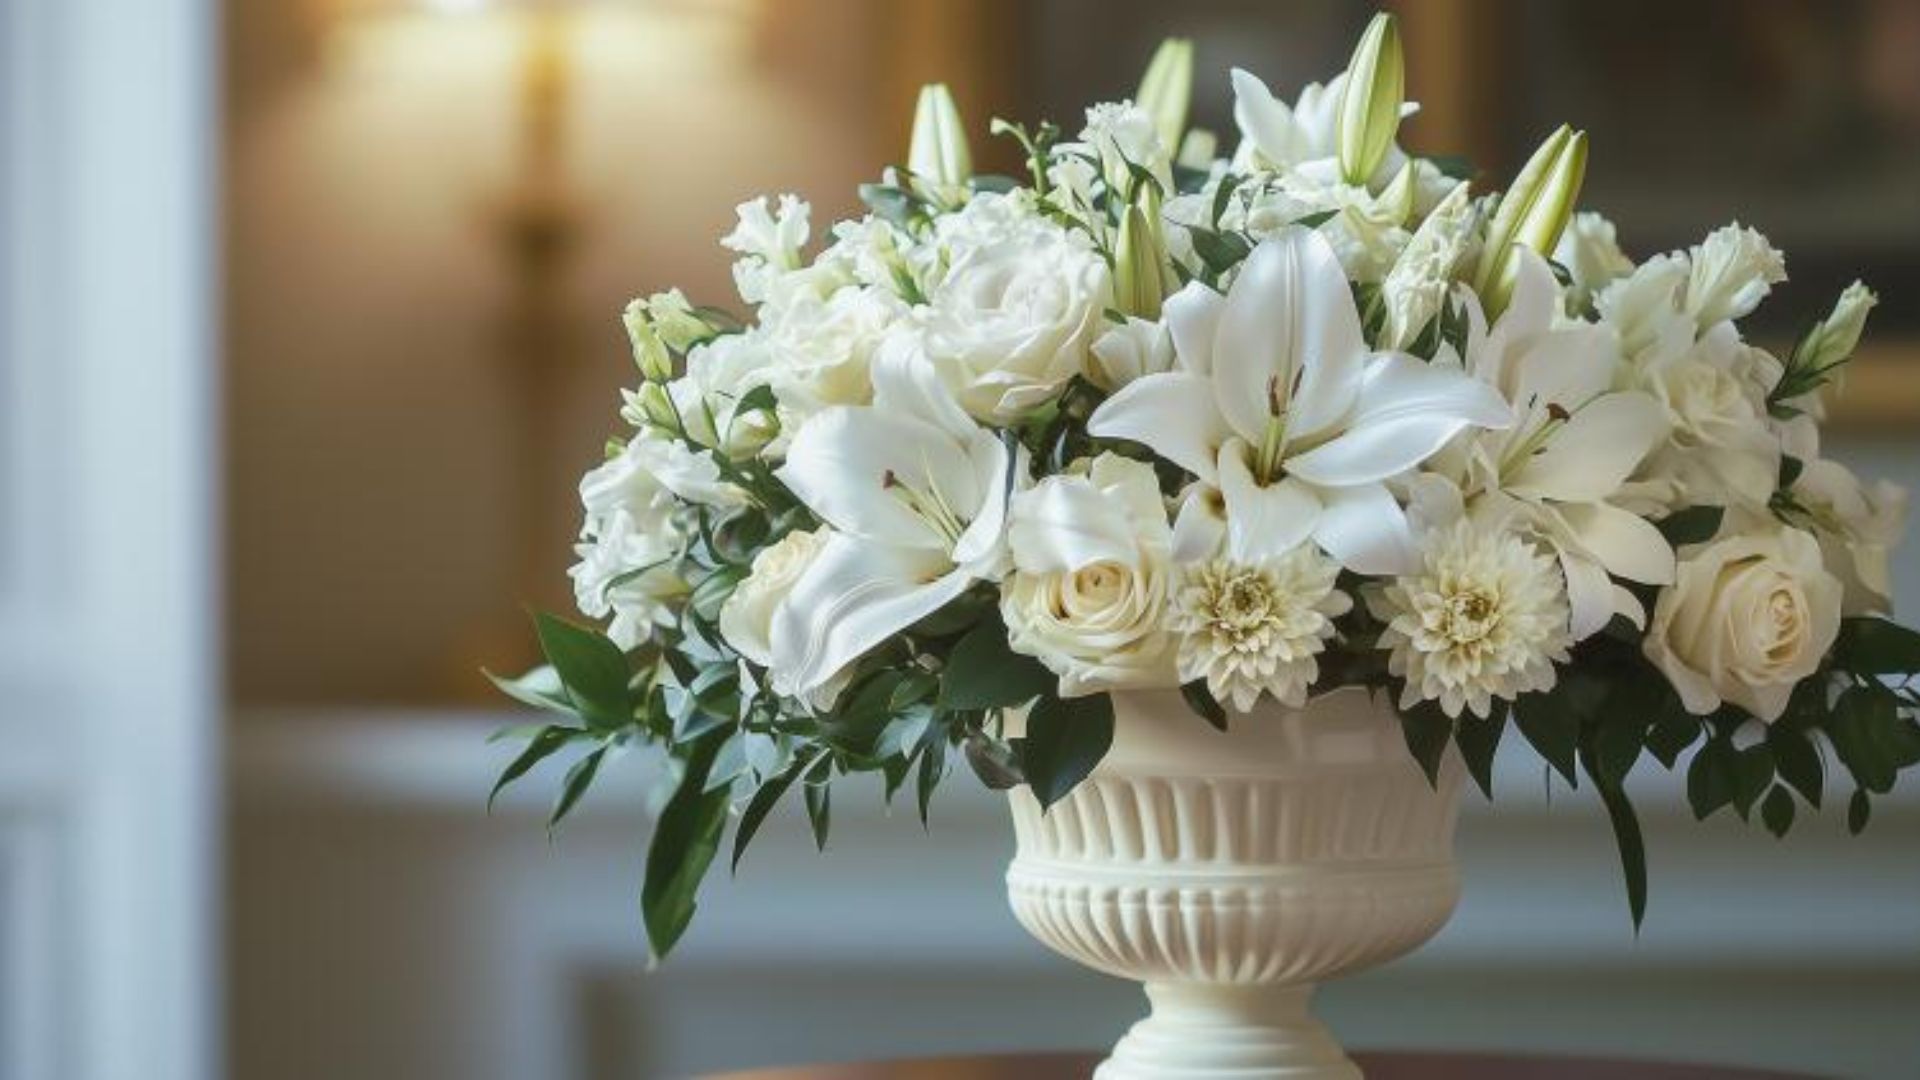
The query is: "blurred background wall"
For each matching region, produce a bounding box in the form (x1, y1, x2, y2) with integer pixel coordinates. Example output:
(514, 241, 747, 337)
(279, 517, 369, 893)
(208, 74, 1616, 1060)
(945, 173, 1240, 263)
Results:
(213, 1, 1920, 1078)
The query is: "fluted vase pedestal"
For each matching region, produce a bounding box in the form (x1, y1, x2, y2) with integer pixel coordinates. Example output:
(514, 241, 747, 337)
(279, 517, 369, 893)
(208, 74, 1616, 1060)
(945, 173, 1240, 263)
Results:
(1005, 689, 1464, 1079)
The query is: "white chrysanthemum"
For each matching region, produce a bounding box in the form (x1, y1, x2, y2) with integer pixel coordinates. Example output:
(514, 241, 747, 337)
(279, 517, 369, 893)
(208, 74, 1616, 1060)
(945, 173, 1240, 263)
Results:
(1373, 521, 1572, 718)
(1167, 547, 1352, 712)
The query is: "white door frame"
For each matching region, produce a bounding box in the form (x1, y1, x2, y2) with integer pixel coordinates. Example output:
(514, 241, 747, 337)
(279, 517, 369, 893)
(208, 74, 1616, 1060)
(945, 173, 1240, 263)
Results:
(2, 0, 219, 1077)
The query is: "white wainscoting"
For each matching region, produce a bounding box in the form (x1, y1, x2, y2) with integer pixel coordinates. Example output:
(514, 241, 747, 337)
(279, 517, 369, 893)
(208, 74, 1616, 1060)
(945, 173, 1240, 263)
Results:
(232, 710, 1920, 1080)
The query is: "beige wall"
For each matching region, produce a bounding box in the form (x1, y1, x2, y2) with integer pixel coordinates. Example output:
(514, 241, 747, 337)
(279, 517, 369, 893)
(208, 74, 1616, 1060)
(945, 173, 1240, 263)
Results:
(225, 1, 922, 705)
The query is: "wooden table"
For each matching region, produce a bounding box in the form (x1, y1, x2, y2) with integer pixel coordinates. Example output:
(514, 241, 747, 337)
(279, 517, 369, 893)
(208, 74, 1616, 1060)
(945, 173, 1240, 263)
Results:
(707, 1051, 1818, 1079)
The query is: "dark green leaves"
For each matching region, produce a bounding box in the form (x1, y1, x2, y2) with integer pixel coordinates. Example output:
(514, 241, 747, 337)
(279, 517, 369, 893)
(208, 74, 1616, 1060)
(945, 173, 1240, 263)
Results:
(1455, 706, 1507, 799)
(1760, 785, 1795, 838)
(939, 613, 1056, 711)
(1020, 694, 1115, 810)
(1396, 702, 1453, 787)
(1654, 505, 1725, 548)
(1686, 736, 1736, 820)
(1514, 692, 1580, 786)
(1833, 617, 1920, 676)
(1590, 760, 1647, 929)
(488, 724, 583, 811)
(641, 736, 731, 961)
(1767, 724, 1823, 808)
(1848, 788, 1872, 835)
(1180, 680, 1228, 732)
(731, 752, 814, 873)
(533, 612, 636, 731)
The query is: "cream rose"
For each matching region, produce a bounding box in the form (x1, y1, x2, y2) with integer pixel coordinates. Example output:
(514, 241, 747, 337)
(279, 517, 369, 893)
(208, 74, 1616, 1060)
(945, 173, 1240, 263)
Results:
(1001, 454, 1179, 696)
(920, 194, 1111, 422)
(719, 528, 829, 668)
(1643, 525, 1843, 722)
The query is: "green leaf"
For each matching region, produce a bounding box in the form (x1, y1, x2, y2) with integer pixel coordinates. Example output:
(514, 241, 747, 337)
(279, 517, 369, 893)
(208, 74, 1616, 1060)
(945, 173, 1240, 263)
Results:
(1645, 711, 1702, 769)
(1827, 685, 1900, 794)
(917, 732, 948, 828)
(1180, 680, 1228, 732)
(533, 612, 635, 731)
(802, 755, 833, 851)
(488, 725, 580, 810)
(939, 613, 1057, 711)
(1020, 694, 1116, 810)
(1209, 172, 1244, 229)
(1686, 737, 1735, 820)
(548, 746, 608, 832)
(1186, 227, 1251, 275)
(1396, 703, 1453, 787)
(1455, 706, 1506, 800)
(1767, 724, 1823, 808)
(964, 728, 1026, 790)
(1848, 788, 1872, 835)
(1586, 754, 1647, 930)
(1593, 715, 1648, 787)
(486, 665, 574, 714)
(688, 565, 747, 622)
(1291, 209, 1338, 229)
(641, 736, 731, 961)
(730, 751, 813, 873)
(1760, 784, 1795, 838)
(1654, 505, 1725, 548)
(858, 183, 925, 229)
(1514, 693, 1579, 786)
(1834, 617, 1920, 676)
(1731, 744, 1775, 820)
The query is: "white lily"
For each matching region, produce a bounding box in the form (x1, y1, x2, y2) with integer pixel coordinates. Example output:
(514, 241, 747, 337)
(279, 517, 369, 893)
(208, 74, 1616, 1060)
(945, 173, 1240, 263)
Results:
(1433, 248, 1674, 638)
(1231, 67, 1417, 187)
(768, 340, 1023, 697)
(1089, 227, 1511, 574)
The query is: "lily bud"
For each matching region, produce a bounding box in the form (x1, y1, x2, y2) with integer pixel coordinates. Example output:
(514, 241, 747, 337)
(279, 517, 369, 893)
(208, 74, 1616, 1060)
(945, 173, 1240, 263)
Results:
(1176, 128, 1218, 170)
(909, 83, 971, 201)
(1135, 37, 1194, 152)
(1336, 13, 1404, 187)
(1379, 159, 1418, 226)
(1798, 281, 1878, 373)
(622, 299, 673, 383)
(1473, 124, 1586, 317)
(1114, 185, 1176, 320)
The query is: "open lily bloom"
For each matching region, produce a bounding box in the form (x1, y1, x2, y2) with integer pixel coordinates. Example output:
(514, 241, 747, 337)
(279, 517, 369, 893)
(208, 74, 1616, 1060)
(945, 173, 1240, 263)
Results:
(1090, 227, 1511, 574)
(768, 340, 1021, 697)
(1435, 248, 1675, 638)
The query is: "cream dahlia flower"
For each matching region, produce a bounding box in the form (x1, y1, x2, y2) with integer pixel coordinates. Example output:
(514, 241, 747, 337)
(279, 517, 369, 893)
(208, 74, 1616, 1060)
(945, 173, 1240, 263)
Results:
(1167, 546, 1351, 712)
(1373, 521, 1572, 718)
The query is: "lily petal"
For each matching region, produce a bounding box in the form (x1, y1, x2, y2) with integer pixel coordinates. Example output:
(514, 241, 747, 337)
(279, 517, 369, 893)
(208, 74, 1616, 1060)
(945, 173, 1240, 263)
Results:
(1559, 548, 1615, 641)
(1559, 500, 1675, 585)
(1163, 280, 1225, 375)
(1219, 444, 1319, 563)
(1213, 229, 1366, 445)
(776, 407, 965, 550)
(1088, 372, 1228, 481)
(1313, 480, 1416, 574)
(1230, 68, 1300, 167)
(1508, 391, 1666, 503)
(769, 533, 972, 695)
(1286, 352, 1511, 487)
(1007, 472, 1134, 573)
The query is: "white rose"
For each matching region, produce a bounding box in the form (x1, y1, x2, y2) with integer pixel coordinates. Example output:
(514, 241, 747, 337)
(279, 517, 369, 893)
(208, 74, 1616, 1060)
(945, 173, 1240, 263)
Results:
(719, 528, 829, 667)
(1643, 525, 1843, 722)
(642, 330, 779, 459)
(1001, 454, 1179, 696)
(760, 286, 904, 434)
(1791, 458, 1909, 615)
(921, 194, 1111, 421)
(1627, 325, 1781, 513)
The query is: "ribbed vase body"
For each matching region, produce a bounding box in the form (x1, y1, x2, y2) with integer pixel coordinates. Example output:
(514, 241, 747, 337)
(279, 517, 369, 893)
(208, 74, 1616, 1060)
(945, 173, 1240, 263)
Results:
(1006, 689, 1463, 1079)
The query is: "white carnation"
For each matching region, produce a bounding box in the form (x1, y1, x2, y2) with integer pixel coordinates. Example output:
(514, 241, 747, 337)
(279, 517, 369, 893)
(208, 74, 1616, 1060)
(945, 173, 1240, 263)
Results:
(1167, 546, 1351, 712)
(1372, 520, 1572, 719)
(1683, 223, 1785, 329)
(1552, 211, 1633, 315)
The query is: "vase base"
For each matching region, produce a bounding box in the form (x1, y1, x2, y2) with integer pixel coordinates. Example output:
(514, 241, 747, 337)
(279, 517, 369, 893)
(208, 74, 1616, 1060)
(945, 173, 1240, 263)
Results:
(1093, 984, 1359, 1080)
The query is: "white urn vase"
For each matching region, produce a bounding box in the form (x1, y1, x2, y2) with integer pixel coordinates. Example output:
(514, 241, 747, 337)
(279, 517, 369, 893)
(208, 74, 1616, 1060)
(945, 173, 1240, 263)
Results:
(1005, 688, 1464, 1079)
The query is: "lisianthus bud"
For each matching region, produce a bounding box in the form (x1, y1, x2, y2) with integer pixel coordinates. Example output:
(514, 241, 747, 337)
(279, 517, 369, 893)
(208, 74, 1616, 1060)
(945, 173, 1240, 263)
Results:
(1474, 124, 1586, 318)
(1337, 12, 1404, 186)
(633, 382, 678, 432)
(1135, 37, 1194, 152)
(1114, 186, 1176, 320)
(622, 299, 673, 382)
(1799, 281, 1878, 374)
(909, 83, 971, 204)
(1684, 223, 1786, 328)
(640, 288, 710, 353)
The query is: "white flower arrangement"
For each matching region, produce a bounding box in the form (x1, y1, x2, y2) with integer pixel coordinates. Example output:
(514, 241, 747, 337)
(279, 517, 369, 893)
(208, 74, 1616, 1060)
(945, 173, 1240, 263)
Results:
(492, 15, 1920, 959)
